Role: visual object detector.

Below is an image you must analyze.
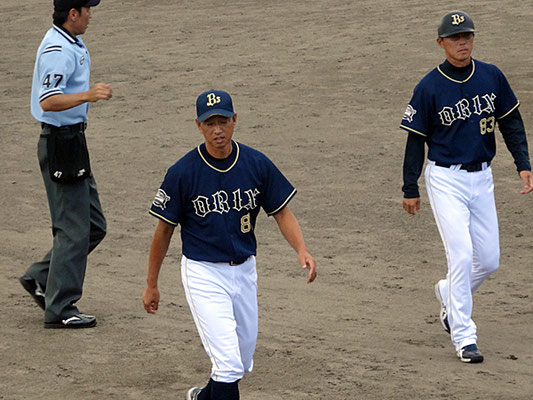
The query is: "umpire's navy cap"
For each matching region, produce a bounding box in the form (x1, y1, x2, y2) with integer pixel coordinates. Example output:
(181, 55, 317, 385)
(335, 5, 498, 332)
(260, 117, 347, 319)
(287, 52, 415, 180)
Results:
(54, 0, 101, 11)
(438, 11, 475, 38)
(196, 90, 235, 123)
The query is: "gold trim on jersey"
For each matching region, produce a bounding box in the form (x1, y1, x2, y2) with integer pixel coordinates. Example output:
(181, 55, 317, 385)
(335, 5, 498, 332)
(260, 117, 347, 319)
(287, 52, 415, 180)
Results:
(497, 101, 520, 120)
(149, 210, 178, 226)
(437, 59, 476, 83)
(266, 188, 297, 216)
(399, 125, 428, 137)
(197, 142, 240, 173)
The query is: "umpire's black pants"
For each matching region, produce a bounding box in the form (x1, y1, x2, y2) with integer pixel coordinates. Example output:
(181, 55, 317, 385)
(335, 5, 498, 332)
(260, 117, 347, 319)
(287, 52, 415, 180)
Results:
(25, 125, 106, 323)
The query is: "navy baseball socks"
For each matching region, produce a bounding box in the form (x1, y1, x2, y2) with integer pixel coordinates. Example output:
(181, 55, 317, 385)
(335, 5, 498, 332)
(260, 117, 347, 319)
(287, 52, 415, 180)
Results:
(188, 378, 240, 400)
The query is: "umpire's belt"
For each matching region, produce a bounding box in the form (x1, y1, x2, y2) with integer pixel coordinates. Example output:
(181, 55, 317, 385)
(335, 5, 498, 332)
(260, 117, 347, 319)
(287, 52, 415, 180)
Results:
(41, 121, 87, 133)
(435, 161, 491, 172)
(229, 257, 249, 266)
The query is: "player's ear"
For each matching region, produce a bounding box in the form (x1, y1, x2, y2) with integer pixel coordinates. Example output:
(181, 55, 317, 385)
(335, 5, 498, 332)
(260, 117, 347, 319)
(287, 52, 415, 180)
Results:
(232, 113, 237, 124)
(436, 37, 444, 48)
(69, 8, 78, 20)
(195, 118, 202, 130)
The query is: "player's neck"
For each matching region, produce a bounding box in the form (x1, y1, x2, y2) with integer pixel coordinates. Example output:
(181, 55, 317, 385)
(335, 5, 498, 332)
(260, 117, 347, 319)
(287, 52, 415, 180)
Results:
(205, 142, 233, 159)
(446, 56, 472, 68)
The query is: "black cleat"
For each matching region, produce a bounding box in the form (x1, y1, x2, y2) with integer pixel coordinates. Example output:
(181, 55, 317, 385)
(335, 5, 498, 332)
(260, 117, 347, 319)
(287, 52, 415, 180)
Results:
(434, 281, 451, 334)
(457, 344, 484, 363)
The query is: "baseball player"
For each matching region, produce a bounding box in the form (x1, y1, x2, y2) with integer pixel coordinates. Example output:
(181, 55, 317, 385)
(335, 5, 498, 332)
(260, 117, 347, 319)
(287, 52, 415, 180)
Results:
(400, 11, 533, 363)
(20, 0, 112, 328)
(142, 90, 317, 400)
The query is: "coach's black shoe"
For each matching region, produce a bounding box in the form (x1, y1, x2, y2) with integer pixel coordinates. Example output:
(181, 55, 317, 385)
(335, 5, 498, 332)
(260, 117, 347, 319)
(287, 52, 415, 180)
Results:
(434, 281, 450, 334)
(44, 313, 97, 329)
(186, 387, 202, 400)
(457, 344, 484, 363)
(19, 275, 46, 310)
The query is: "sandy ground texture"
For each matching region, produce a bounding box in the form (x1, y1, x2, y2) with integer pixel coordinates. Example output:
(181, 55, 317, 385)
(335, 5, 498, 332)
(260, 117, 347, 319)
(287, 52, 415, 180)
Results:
(2, 0, 533, 399)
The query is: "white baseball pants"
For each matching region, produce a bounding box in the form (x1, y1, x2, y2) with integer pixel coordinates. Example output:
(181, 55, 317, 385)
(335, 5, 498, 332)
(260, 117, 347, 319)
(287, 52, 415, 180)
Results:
(425, 161, 499, 350)
(181, 255, 258, 383)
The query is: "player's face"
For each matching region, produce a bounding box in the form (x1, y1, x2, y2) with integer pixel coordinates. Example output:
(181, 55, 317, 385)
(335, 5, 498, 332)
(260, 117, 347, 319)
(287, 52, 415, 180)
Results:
(437, 32, 474, 67)
(196, 114, 237, 158)
(70, 7, 92, 35)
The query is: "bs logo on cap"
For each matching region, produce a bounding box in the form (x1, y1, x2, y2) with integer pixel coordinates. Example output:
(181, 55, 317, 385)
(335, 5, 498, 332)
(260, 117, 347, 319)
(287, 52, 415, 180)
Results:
(196, 90, 235, 122)
(438, 11, 475, 38)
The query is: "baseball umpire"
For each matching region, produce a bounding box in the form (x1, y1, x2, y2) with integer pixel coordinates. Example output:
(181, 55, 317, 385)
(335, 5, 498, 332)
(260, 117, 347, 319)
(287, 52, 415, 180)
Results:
(400, 11, 533, 362)
(143, 90, 317, 399)
(20, 0, 112, 328)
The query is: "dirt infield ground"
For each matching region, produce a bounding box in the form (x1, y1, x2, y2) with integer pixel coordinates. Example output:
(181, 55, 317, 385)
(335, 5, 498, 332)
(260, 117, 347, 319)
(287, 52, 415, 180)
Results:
(1, 0, 533, 399)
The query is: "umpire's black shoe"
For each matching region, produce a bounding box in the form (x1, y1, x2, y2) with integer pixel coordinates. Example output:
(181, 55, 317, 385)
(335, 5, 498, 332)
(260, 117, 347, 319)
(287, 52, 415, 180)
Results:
(186, 387, 202, 400)
(44, 313, 97, 329)
(457, 344, 484, 363)
(19, 275, 46, 310)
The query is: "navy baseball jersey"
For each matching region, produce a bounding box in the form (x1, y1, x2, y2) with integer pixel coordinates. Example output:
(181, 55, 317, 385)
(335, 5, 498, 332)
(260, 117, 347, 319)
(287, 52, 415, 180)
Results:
(149, 142, 296, 263)
(31, 25, 91, 126)
(400, 59, 519, 165)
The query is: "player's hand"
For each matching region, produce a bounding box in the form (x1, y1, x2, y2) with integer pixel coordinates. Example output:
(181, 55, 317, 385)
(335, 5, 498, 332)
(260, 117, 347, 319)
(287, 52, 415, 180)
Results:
(142, 286, 160, 314)
(87, 83, 112, 102)
(403, 197, 421, 215)
(519, 170, 533, 194)
(298, 250, 317, 283)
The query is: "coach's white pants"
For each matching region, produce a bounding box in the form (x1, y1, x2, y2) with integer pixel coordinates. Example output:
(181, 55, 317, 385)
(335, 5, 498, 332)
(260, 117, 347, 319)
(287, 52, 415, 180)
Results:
(425, 162, 499, 351)
(182, 255, 258, 383)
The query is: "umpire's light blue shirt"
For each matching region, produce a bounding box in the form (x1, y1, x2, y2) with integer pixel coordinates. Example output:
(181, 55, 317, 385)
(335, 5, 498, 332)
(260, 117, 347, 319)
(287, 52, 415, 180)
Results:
(31, 25, 91, 127)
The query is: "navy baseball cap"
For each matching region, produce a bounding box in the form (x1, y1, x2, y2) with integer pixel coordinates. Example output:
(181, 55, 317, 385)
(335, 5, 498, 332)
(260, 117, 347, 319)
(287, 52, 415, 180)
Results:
(196, 90, 235, 122)
(438, 11, 475, 38)
(54, 0, 101, 11)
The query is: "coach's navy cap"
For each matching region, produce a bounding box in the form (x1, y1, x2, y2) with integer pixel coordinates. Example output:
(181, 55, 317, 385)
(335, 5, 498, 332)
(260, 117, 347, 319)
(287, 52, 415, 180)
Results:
(438, 11, 475, 38)
(54, 0, 101, 11)
(196, 90, 235, 122)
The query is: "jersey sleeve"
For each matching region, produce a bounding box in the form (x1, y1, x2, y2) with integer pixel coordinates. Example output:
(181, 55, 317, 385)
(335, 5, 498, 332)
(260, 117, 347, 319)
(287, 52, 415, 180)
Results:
(402, 132, 426, 198)
(494, 67, 519, 119)
(498, 108, 531, 172)
(399, 83, 433, 137)
(260, 158, 297, 216)
(37, 47, 75, 102)
(149, 166, 184, 226)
